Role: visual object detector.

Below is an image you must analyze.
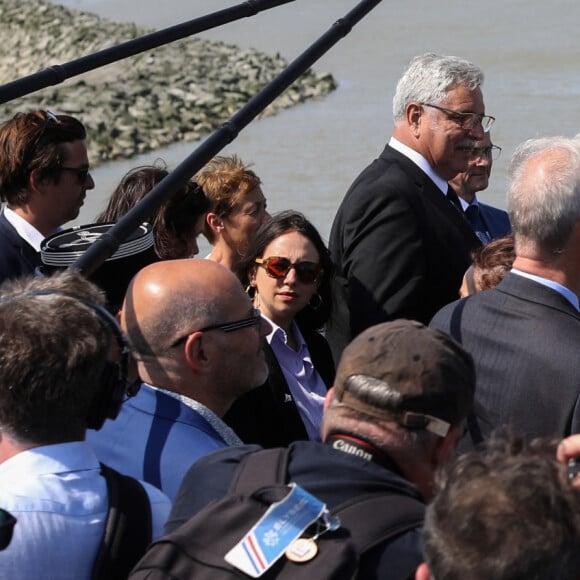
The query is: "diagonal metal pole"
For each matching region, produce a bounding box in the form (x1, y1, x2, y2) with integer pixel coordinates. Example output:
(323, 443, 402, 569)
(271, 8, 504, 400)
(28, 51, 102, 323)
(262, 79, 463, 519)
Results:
(0, 0, 295, 104)
(71, 0, 383, 277)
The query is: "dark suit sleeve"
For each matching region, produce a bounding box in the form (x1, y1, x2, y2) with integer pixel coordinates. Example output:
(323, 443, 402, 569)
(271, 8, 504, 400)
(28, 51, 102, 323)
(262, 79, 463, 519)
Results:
(336, 165, 431, 335)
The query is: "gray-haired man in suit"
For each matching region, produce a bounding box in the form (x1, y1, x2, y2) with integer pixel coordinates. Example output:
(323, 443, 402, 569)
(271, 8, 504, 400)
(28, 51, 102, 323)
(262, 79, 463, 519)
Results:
(431, 136, 580, 450)
(449, 132, 511, 244)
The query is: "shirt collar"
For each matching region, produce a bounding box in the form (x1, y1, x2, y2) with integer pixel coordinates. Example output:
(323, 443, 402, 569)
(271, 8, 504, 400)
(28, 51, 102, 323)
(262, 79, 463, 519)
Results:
(3, 207, 46, 252)
(458, 195, 480, 212)
(511, 268, 580, 311)
(144, 382, 243, 446)
(389, 137, 449, 195)
(262, 313, 306, 350)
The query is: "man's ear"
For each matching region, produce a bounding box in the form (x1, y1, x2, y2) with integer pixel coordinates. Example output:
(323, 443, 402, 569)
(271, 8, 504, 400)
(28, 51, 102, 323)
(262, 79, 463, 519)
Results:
(415, 562, 431, 580)
(182, 332, 208, 371)
(323, 387, 335, 412)
(407, 102, 423, 137)
(28, 168, 48, 194)
(206, 212, 224, 234)
(432, 424, 462, 469)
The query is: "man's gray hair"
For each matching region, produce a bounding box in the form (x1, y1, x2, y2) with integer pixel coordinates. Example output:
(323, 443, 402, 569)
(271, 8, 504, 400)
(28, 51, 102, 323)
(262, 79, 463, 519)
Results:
(508, 136, 580, 254)
(392, 53, 484, 122)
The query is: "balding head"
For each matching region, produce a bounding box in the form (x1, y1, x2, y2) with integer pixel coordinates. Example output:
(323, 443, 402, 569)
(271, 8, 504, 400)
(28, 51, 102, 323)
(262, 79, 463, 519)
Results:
(508, 137, 580, 257)
(120, 258, 269, 413)
(121, 259, 245, 356)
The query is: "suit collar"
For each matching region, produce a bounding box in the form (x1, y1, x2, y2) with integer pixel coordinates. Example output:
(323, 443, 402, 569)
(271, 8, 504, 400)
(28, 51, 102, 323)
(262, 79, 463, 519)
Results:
(497, 272, 580, 317)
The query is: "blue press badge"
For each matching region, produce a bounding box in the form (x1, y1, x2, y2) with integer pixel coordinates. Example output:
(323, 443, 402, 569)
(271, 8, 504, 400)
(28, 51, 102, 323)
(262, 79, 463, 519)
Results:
(224, 483, 326, 577)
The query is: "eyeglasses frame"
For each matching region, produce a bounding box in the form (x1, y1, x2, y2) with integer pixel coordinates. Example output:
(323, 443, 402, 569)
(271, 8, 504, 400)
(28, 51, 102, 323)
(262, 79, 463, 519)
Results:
(468, 144, 502, 161)
(419, 102, 495, 133)
(170, 307, 262, 348)
(255, 256, 322, 284)
(59, 165, 91, 183)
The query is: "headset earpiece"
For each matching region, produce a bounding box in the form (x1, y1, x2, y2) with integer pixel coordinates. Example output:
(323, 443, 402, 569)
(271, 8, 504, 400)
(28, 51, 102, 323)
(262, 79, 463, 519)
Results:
(0, 290, 131, 430)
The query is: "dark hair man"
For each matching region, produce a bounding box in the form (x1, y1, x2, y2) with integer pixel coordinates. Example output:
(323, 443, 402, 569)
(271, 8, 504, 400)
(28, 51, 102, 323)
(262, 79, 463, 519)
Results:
(0, 270, 170, 578)
(328, 53, 490, 362)
(163, 319, 475, 579)
(0, 110, 95, 284)
(417, 430, 580, 580)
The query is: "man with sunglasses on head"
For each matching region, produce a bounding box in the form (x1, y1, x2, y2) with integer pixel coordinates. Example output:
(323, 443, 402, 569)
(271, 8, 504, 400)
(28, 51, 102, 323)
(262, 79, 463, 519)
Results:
(88, 258, 272, 501)
(0, 110, 95, 284)
(328, 53, 490, 362)
(449, 132, 511, 245)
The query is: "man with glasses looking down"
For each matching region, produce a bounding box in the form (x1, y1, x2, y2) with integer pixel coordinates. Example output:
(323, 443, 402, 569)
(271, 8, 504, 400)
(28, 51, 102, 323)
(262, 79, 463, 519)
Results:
(328, 53, 491, 362)
(449, 132, 511, 244)
(88, 259, 272, 501)
(0, 109, 95, 284)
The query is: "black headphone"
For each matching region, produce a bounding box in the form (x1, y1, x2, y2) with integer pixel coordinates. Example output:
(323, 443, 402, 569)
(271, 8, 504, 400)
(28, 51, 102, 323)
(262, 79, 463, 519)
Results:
(0, 290, 133, 430)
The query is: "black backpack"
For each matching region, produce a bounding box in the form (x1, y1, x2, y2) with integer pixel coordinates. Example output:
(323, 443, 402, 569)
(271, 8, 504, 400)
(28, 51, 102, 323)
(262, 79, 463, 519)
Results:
(129, 448, 424, 579)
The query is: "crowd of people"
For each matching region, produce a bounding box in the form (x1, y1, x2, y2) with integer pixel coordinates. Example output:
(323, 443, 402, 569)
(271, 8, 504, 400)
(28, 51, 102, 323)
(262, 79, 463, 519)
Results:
(1, 51, 580, 579)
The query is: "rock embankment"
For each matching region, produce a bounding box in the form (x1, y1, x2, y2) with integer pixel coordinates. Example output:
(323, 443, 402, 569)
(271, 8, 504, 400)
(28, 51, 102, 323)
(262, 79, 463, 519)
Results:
(0, 0, 337, 165)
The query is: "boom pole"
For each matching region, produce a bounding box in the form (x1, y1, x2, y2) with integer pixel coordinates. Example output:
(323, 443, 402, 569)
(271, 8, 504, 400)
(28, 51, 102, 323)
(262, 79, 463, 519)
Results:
(0, 0, 295, 103)
(71, 0, 383, 277)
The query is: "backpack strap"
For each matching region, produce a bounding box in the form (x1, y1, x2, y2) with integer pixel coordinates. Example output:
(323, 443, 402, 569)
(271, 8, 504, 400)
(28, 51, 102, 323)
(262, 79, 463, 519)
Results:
(92, 463, 153, 580)
(229, 447, 291, 495)
(334, 493, 425, 553)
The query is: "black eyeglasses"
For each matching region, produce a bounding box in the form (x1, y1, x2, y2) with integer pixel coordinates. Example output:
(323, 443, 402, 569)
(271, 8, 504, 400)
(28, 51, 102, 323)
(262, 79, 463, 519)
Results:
(59, 165, 91, 183)
(468, 144, 502, 161)
(255, 256, 322, 285)
(420, 102, 495, 133)
(170, 308, 262, 347)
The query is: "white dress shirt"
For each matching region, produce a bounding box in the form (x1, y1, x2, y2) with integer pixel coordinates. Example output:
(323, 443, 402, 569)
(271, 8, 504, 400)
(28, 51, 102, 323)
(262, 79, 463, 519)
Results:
(0, 441, 171, 579)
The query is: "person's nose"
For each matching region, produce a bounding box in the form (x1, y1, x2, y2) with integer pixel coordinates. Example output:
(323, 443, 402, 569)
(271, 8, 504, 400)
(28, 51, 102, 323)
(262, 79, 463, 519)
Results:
(85, 172, 95, 190)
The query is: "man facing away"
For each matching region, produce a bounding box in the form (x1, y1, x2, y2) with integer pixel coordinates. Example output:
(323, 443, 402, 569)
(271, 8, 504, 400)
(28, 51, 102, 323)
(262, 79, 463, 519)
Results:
(0, 110, 95, 283)
(163, 319, 475, 580)
(449, 132, 511, 244)
(431, 137, 580, 449)
(88, 258, 272, 500)
(328, 53, 488, 362)
(417, 429, 580, 580)
(0, 270, 170, 579)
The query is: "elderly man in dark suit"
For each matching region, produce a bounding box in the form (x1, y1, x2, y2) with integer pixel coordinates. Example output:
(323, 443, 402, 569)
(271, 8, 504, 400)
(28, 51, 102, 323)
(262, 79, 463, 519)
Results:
(449, 132, 511, 244)
(327, 53, 489, 361)
(431, 136, 580, 450)
(0, 110, 95, 284)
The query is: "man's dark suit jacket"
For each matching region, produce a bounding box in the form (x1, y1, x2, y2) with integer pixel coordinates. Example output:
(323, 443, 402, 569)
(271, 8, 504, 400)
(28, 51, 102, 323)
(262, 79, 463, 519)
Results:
(430, 272, 580, 450)
(224, 327, 335, 448)
(478, 201, 511, 240)
(0, 212, 42, 284)
(327, 144, 481, 361)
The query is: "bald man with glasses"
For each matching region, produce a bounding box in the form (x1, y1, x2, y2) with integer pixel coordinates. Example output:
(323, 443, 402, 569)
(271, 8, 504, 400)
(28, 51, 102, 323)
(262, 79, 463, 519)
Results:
(88, 259, 271, 501)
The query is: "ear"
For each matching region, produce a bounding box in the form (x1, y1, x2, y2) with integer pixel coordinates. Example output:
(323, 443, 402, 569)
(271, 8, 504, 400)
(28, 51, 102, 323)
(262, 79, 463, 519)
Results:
(248, 264, 258, 286)
(323, 387, 335, 412)
(407, 102, 423, 137)
(432, 424, 462, 469)
(206, 212, 224, 234)
(415, 563, 431, 580)
(182, 332, 208, 371)
(28, 167, 48, 194)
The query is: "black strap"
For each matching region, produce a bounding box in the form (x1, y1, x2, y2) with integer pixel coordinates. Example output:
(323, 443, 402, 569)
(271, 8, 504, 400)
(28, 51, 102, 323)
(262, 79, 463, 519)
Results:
(92, 464, 153, 580)
(229, 447, 291, 494)
(333, 493, 424, 553)
(230, 448, 423, 550)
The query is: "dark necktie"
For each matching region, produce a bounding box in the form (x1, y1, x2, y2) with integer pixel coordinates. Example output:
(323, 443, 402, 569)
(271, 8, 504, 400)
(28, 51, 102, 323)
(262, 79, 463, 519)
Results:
(446, 186, 463, 213)
(464, 205, 491, 244)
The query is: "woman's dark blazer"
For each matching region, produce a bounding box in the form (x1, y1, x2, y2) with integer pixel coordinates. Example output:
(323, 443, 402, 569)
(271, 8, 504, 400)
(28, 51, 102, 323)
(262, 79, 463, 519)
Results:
(224, 327, 335, 448)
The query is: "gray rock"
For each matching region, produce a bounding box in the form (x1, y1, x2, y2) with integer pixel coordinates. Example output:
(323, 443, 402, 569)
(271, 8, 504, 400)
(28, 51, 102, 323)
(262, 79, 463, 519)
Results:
(0, 0, 337, 165)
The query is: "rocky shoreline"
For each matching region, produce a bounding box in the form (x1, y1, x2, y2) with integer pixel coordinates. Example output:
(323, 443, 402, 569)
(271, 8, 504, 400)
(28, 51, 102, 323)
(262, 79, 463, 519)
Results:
(0, 0, 337, 166)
